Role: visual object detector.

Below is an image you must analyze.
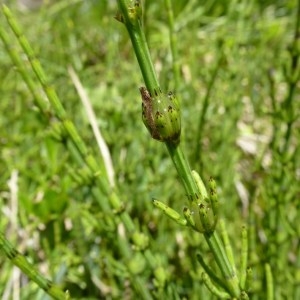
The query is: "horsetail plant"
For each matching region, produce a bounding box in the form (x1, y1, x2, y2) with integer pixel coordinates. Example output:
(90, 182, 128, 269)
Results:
(0, 1, 266, 299)
(1, 1, 297, 299)
(116, 0, 250, 298)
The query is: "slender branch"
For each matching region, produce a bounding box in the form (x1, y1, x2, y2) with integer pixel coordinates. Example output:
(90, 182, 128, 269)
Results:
(0, 232, 68, 300)
(164, 0, 180, 90)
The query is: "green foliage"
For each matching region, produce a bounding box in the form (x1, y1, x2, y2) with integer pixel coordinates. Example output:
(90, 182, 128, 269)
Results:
(0, 0, 299, 299)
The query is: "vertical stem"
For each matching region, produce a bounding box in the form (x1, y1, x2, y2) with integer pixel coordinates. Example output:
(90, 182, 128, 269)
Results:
(117, 0, 160, 95)
(205, 233, 239, 297)
(116, 1, 242, 297)
(265, 263, 274, 300)
(165, 142, 240, 297)
(193, 52, 224, 166)
(164, 0, 180, 90)
(281, 0, 300, 156)
(165, 143, 199, 198)
(240, 226, 248, 290)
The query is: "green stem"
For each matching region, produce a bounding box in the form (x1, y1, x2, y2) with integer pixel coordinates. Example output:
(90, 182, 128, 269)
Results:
(128, 24, 159, 93)
(193, 51, 224, 166)
(240, 226, 248, 290)
(205, 232, 239, 297)
(116, 1, 242, 297)
(0, 232, 68, 300)
(164, 0, 180, 90)
(166, 143, 240, 297)
(196, 253, 229, 292)
(165, 143, 198, 198)
(117, 0, 160, 94)
(0, 18, 50, 119)
(265, 263, 274, 300)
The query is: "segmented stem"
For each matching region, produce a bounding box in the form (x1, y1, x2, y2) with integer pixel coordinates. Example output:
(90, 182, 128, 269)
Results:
(0, 232, 68, 300)
(116, 1, 242, 297)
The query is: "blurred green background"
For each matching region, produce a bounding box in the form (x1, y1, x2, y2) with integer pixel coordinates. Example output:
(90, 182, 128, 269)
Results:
(0, 0, 299, 299)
